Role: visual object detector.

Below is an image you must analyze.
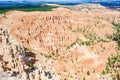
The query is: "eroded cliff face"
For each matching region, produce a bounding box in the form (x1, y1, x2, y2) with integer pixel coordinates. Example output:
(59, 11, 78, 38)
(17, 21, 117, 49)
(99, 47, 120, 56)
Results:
(0, 5, 120, 80)
(0, 20, 61, 80)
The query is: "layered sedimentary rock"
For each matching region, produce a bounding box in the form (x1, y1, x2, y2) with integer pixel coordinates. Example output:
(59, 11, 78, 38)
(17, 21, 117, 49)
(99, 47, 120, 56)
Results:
(0, 4, 120, 80)
(66, 4, 108, 11)
(0, 19, 61, 80)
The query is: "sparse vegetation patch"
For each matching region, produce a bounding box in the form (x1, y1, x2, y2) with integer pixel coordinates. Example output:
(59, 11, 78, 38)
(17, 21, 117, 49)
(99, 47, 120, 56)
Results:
(112, 22, 120, 49)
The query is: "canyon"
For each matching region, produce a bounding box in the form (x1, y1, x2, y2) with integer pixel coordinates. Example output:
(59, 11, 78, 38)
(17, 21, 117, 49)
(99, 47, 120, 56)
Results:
(0, 4, 120, 80)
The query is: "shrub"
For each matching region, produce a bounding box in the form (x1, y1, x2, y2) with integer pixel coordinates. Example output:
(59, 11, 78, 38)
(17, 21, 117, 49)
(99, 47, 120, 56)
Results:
(87, 71, 90, 76)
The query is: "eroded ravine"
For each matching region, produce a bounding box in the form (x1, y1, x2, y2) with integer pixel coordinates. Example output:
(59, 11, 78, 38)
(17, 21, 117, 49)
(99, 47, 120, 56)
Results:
(0, 5, 120, 80)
